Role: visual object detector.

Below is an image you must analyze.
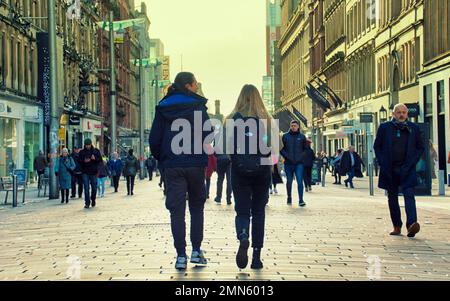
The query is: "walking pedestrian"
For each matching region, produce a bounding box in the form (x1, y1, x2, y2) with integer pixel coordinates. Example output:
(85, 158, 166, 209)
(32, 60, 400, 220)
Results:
(149, 72, 212, 270)
(270, 157, 283, 195)
(214, 153, 232, 205)
(97, 158, 109, 198)
(280, 120, 307, 206)
(205, 145, 217, 200)
(79, 138, 102, 209)
(224, 84, 274, 270)
(332, 149, 343, 184)
(55, 148, 75, 204)
(302, 139, 316, 192)
(70, 147, 83, 198)
(146, 155, 157, 181)
(374, 103, 425, 238)
(34, 150, 48, 189)
(123, 149, 140, 196)
(107, 152, 123, 193)
(339, 146, 363, 189)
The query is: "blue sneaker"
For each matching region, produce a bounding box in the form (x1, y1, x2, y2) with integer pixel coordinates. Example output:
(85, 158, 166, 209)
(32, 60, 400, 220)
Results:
(190, 250, 207, 265)
(175, 255, 188, 270)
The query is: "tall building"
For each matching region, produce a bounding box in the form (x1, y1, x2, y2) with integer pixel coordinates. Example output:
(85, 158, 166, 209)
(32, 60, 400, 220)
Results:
(419, 0, 450, 182)
(263, 0, 282, 114)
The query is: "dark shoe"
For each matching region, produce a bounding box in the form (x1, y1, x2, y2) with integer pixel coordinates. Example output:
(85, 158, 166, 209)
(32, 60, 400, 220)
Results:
(250, 258, 263, 270)
(236, 238, 250, 269)
(214, 198, 221, 204)
(131, 192, 134, 196)
(350, 184, 355, 189)
(299, 201, 306, 207)
(91, 201, 96, 207)
(66, 200, 69, 204)
(190, 250, 207, 265)
(344, 181, 348, 187)
(175, 255, 188, 270)
(390, 227, 402, 236)
(71, 195, 76, 198)
(227, 200, 232, 205)
(84, 205, 89, 209)
(61, 199, 65, 204)
(287, 197, 292, 205)
(308, 186, 312, 191)
(407, 223, 420, 238)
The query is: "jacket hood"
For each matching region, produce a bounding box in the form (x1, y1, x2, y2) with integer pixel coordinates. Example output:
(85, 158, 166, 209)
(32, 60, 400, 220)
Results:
(156, 92, 208, 121)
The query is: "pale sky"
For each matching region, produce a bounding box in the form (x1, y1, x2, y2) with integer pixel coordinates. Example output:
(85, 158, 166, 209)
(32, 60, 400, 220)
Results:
(144, 0, 266, 115)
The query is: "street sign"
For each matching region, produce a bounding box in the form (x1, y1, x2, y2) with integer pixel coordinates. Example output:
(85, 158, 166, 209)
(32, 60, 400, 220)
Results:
(406, 103, 420, 118)
(342, 126, 355, 134)
(114, 32, 124, 44)
(360, 113, 374, 123)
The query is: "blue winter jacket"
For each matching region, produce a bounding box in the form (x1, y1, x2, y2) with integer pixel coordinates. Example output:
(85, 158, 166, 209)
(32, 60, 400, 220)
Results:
(280, 130, 307, 165)
(149, 91, 212, 169)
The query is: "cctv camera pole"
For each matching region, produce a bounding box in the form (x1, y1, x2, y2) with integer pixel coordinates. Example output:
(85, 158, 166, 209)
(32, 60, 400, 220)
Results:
(109, 11, 117, 155)
(48, 0, 59, 199)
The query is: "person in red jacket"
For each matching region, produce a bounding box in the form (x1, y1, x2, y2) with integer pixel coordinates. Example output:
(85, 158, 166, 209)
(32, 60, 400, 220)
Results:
(205, 146, 217, 200)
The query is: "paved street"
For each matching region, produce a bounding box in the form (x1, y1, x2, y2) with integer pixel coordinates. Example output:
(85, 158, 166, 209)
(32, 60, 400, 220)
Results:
(0, 174, 449, 281)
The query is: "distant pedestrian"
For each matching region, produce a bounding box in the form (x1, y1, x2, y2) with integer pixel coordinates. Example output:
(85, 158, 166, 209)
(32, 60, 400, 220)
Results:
(97, 158, 110, 198)
(205, 145, 217, 200)
(339, 146, 363, 189)
(123, 149, 140, 196)
(224, 84, 274, 270)
(146, 155, 157, 181)
(149, 72, 211, 270)
(270, 156, 283, 195)
(332, 149, 343, 185)
(70, 147, 83, 198)
(34, 150, 48, 189)
(79, 138, 102, 208)
(280, 120, 307, 206)
(374, 103, 425, 238)
(302, 139, 316, 192)
(214, 153, 232, 205)
(55, 148, 75, 204)
(107, 152, 123, 193)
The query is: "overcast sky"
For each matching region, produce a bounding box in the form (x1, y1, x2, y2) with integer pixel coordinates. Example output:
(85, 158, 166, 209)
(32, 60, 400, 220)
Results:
(144, 0, 266, 115)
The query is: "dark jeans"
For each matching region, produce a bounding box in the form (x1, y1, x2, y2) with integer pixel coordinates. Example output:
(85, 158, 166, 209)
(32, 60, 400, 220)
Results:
(37, 170, 45, 189)
(147, 168, 153, 181)
(303, 166, 312, 187)
(216, 162, 232, 201)
(285, 163, 304, 201)
(165, 167, 206, 255)
(112, 175, 120, 192)
(232, 167, 271, 249)
(82, 174, 98, 206)
(60, 189, 69, 202)
(346, 167, 355, 186)
(387, 168, 418, 229)
(126, 175, 136, 194)
(71, 173, 83, 197)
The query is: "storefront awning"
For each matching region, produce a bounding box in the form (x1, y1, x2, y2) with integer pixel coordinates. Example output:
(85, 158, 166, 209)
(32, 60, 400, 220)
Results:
(314, 78, 344, 108)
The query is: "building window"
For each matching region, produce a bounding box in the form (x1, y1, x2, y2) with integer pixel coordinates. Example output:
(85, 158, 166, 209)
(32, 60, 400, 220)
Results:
(0, 32, 4, 87)
(424, 84, 433, 117)
(437, 80, 445, 115)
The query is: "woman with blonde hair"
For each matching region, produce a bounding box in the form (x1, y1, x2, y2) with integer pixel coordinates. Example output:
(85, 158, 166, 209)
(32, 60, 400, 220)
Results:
(222, 84, 276, 270)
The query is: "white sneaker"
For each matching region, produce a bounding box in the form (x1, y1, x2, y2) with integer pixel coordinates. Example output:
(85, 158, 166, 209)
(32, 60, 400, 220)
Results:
(274, 188, 278, 194)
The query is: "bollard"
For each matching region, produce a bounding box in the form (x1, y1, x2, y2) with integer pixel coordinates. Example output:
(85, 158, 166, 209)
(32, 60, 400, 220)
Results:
(438, 170, 445, 196)
(322, 165, 326, 187)
(368, 163, 374, 196)
(12, 175, 18, 208)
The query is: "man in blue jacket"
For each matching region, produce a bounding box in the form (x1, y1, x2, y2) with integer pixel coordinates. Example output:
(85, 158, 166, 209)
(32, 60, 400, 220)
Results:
(149, 72, 212, 270)
(280, 120, 307, 206)
(374, 103, 425, 238)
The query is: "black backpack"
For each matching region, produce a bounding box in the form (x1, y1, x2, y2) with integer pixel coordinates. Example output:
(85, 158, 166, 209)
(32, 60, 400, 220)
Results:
(230, 113, 270, 176)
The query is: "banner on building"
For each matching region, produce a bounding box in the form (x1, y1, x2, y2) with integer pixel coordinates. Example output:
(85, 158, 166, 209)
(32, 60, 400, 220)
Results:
(162, 56, 170, 81)
(37, 33, 51, 126)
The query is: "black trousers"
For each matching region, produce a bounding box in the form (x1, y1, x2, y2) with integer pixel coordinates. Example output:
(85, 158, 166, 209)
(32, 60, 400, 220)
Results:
(232, 167, 271, 249)
(216, 161, 232, 201)
(61, 189, 69, 202)
(71, 173, 83, 197)
(147, 168, 153, 180)
(303, 166, 312, 187)
(165, 167, 206, 255)
(112, 176, 120, 192)
(126, 175, 136, 194)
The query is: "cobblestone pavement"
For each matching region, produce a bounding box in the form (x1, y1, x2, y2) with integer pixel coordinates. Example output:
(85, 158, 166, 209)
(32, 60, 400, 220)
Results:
(0, 174, 449, 281)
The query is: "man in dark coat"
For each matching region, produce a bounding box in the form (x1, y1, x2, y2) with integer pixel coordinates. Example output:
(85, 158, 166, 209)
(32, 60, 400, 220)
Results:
(78, 138, 102, 209)
(145, 155, 157, 181)
(34, 151, 48, 189)
(339, 146, 363, 189)
(302, 139, 316, 192)
(70, 147, 83, 198)
(374, 103, 425, 238)
(149, 72, 212, 270)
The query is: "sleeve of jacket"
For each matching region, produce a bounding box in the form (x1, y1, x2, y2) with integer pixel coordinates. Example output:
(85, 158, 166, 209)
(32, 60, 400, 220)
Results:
(280, 134, 288, 159)
(69, 157, 76, 170)
(410, 125, 425, 168)
(149, 109, 164, 160)
(373, 124, 384, 166)
(54, 159, 59, 175)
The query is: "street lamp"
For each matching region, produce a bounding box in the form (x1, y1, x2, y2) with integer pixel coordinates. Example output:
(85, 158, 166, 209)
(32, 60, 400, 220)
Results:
(379, 106, 387, 123)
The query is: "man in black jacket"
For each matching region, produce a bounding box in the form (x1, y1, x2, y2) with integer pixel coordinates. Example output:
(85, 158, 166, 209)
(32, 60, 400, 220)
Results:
(280, 120, 307, 206)
(78, 138, 102, 208)
(339, 146, 364, 189)
(149, 72, 212, 270)
(70, 147, 83, 198)
(302, 139, 316, 192)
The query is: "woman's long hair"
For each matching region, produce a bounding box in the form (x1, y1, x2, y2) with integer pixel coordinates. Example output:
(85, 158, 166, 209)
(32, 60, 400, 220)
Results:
(226, 84, 271, 121)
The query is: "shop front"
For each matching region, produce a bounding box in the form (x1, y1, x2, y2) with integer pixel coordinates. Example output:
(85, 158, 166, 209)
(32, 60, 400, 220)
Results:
(0, 100, 43, 179)
(81, 117, 103, 151)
